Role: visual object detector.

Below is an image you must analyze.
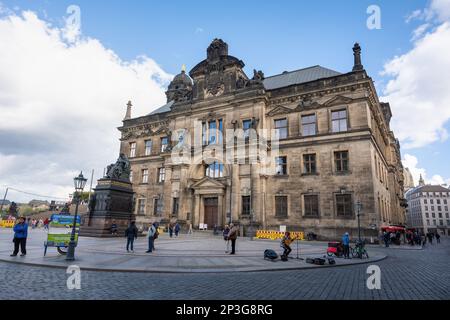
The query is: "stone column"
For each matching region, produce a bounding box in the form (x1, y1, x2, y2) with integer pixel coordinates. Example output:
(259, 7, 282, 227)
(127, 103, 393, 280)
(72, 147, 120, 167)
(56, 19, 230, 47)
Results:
(194, 194, 200, 228)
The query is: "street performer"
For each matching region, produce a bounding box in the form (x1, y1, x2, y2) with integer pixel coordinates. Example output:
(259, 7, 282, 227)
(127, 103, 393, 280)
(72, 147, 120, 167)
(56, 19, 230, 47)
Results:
(280, 231, 293, 259)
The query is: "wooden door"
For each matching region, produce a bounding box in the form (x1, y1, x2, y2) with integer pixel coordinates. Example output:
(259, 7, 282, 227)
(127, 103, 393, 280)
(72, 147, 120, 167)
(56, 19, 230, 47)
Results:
(204, 197, 218, 228)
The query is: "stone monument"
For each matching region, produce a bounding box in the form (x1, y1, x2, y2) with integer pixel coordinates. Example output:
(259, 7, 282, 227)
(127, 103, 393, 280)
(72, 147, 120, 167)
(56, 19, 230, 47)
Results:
(80, 153, 135, 237)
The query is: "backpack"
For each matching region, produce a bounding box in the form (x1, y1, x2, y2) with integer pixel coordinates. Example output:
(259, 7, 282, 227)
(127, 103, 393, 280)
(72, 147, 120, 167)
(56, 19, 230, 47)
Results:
(153, 226, 159, 239)
(264, 249, 278, 261)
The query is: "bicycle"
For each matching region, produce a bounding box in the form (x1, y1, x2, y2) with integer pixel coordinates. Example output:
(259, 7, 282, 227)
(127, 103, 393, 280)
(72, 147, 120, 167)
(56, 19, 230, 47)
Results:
(351, 240, 369, 259)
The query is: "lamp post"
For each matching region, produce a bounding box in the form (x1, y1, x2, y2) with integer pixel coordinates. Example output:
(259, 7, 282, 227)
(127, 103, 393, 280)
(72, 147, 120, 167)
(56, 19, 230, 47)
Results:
(356, 200, 362, 243)
(66, 172, 87, 261)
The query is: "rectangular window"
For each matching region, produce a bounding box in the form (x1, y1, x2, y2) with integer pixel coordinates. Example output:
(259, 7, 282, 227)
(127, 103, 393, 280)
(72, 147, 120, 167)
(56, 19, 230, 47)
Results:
(242, 196, 251, 215)
(425, 212, 429, 218)
(275, 156, 287, 175)
(158, 168, 166, 183)
(304, 195, 319, 217)
(208, 120, 217, 144)
(275, 196, 288, 218)
(437, 199, 441, 204)
(439, 212, 443, 218)
(161, 137, 169, 153)
(335, 151, 349, 173)
(301, 114, 317, 136)
(172, 198, 179, 216)
(438, 207, 442, 212)
(243, 119, 252, 141)
(138, 199, 146, 215)
(424, 199, 428, 204)
(444, 199, 448, 204)
(336, 194, 353, 217)
(203, 119, 223, 145)
(153, 198, 162, 216)
(145, 140, 152, 156)
(275, 118, 288, 139)
(439, 220, 444, 226)
(303, 154, 316, 174)
(142, 169, 149, 183)
(430, 199, 434, 204)
(331, 109, 348, 133)
(425, 206, 428, 211)
(129, 142, 136, 158)
(427, 220, 430, 226)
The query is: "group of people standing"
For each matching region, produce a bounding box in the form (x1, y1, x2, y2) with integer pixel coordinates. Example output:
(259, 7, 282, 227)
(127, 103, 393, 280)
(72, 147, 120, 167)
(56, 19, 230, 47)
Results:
(382, 229, 442, 247)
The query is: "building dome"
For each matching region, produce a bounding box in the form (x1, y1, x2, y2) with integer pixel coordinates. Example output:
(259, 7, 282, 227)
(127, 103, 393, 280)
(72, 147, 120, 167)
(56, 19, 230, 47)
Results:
(166, 69, 193, 102)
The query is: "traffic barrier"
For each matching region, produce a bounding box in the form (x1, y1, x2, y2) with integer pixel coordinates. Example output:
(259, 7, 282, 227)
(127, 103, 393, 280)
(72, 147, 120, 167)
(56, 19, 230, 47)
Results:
(0, 220, 15, 228)
(256, 230, 304, 240)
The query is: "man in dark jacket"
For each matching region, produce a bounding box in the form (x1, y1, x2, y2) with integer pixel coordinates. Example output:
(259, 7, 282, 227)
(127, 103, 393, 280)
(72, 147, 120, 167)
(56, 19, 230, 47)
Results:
(125, 221, 138, 253)
(11, 217, 28, 257)
(227, 223, 238, 255)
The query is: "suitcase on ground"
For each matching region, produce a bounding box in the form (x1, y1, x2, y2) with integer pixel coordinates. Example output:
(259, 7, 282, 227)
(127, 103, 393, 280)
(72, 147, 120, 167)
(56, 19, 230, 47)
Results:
(306, 257, 315, 264)
(264, 249, 278, 261)
(313, 258, 326, 265)
(280, 254, 288, 261)
(328, 257, 336, 265)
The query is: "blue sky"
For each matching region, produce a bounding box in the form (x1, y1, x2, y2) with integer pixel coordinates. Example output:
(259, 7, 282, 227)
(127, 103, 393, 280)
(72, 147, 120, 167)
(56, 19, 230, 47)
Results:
(1, 0, 449, 202)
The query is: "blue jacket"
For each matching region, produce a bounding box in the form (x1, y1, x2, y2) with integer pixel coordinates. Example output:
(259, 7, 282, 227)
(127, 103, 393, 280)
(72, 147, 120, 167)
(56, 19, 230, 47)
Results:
(342, 234, 350, 245)
(14, 223, 28, 239)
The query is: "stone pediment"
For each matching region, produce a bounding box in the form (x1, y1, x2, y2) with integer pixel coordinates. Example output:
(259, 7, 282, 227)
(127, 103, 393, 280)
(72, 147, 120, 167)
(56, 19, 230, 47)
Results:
(190, 177, 226, 190)
(266, 105, 295, 117)
(323, 95, 353, 107)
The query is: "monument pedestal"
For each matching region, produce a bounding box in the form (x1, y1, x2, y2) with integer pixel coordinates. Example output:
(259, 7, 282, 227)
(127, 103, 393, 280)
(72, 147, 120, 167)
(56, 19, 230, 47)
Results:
(80, 178, 135, 237)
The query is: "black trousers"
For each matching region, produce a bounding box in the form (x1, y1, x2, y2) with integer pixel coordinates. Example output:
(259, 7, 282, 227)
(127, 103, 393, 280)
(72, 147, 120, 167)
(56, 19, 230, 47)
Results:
(13, 238, 26, 255)
(343, 244, 350, 258)
(126, 237, 135, 251)
(230, 239, 236, 253)
(283, 245, 292, 257)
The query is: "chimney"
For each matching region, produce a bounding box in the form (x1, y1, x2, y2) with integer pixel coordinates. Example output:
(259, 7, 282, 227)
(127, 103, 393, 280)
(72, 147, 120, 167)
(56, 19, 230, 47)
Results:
(352, 42, 364, 71)
(124, 100, 132, 120)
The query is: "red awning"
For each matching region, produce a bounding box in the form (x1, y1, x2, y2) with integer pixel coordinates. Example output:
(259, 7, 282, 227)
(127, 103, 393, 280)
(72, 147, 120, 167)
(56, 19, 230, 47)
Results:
(382, 226, 405, 232)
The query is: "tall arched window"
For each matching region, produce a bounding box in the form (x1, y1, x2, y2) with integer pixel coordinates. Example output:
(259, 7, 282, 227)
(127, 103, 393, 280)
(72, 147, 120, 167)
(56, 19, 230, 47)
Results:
(205, 162, 224, 178)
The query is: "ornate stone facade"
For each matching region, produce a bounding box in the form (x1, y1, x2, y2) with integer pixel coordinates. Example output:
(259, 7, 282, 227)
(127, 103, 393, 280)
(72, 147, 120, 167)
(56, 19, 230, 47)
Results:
(118, 39, 407, 239)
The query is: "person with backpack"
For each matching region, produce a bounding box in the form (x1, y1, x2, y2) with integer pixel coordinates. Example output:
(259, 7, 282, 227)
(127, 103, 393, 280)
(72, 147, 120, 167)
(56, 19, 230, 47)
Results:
(125, 221, 138, 253)
(10, 217, 28, 257)
(146, 222, 158, 253)
(223, 225, 230, 253)
(227, 223, 238, 255)
(280, 232, 293, 260)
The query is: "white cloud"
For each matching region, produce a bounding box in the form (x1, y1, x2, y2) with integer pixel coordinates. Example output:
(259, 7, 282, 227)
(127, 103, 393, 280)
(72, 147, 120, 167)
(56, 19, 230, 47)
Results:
(402, 154, 450, 186)
(381, 0, 450, 149)
(0, 10, 172, 203)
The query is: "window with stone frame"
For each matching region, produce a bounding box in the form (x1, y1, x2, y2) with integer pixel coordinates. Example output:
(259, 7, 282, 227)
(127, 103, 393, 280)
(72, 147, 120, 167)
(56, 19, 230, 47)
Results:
(304, 194, 319, 217)
(202, 119, 223, 145)
(153, 198, 163, 216)
(275, 156, 287, 175)
(242, 196, 251, 215)
(161, 137, 169, 152)
(334, 151, 349, 173)
(137, 199, 146, 215)
(275, 196, 288, 218)
(243, 119, 252, 142)
(303, 154, 317, 174)
(274, 118, 288, 139)
(145, 140, 152, 156)
(205, 162, 224, 178)
(172, 198, 179, 216)
(331, 109, 348, 133)
(336, 194, 353, 217)
(301, 114, 317, 136)
(142, 169, 149, 183)
(129, 142, 137, 158)
(158, 167, 166, 183)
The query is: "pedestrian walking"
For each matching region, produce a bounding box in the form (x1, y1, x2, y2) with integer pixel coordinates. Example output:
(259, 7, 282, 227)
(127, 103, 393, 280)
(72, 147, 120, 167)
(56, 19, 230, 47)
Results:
(146, 223, 158, 253)
(342, 232, 350, 259)
(187, 223, 193, 235)
(44, 217, 50, 231)
(227, 223, 238, 255)
(10, 217, 28, 257)
(223, 225, 230, 253)
(111, 220, 118, 236)
(427, 232, 433, 244)
(174, 222, 180, 237)
(125, 221, 138, 253)
(435, 232, 441, 244)
(168, 223, 174, 238)
(383, 231, 390, 248)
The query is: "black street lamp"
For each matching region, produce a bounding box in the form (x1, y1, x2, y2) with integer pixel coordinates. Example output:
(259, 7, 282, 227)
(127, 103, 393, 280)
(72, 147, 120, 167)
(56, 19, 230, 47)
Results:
(66, 172, 87, 261)
(356, 200, 362, 243)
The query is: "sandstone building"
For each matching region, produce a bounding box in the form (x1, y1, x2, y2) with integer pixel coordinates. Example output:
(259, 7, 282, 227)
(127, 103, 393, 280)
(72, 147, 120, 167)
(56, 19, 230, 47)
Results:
(118, 39, 407, 239)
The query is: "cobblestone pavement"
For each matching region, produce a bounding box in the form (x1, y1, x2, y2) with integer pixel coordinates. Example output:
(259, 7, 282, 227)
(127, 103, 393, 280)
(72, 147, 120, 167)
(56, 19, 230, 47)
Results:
(0, 238, 448, 300)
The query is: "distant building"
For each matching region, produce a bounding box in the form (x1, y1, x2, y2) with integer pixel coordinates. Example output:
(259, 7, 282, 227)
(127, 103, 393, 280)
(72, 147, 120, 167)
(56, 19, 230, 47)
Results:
(28, 199, 50, 209)
(405, 182, 450, 235)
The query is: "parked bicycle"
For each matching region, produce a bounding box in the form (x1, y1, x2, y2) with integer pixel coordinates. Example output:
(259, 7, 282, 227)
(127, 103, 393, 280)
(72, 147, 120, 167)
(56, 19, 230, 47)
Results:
(351, 240, 369, 259)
